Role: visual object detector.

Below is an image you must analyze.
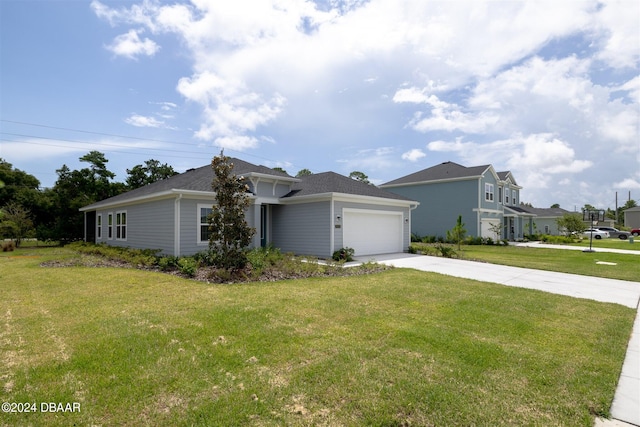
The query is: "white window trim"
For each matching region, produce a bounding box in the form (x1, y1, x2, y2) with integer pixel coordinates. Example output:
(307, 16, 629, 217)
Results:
(107, 212, 113, 240)
(505, 188, 510, 205)
(197, 204, 213, 245)
(498, 187, 503, 204)
(97, 214, 102, 239)
(115, 210, 127, 241)
(512, 189, 517, 206)
(485, 183, 494, 202)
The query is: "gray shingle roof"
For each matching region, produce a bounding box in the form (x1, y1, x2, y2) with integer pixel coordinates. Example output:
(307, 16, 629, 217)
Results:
(381, 161, 491, 187)
(81, 158, 412, 210)
(81, 158, 293, 210)
(283, 172, 413, 201)
(518, 206, 572, 217)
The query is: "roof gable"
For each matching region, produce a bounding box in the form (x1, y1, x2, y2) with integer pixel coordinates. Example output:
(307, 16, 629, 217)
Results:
(81, 157, 294, 210)
(381, 161, 491, 187)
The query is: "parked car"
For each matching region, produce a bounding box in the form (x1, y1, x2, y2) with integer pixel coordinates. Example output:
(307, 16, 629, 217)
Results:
(595, 227, 629, 240)
(582, 229, 610, 239)
(631, 228, 640, 237)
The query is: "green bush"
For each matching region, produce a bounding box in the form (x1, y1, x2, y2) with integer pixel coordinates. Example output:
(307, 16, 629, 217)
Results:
(332, 247, 355, 262)
(177, 257, 197, 277)
(158, 256, 179, 271)
(67, 242, 160, 267)
(435, 243, 456, 258)
(247, 246, 282, 273)
(541, 235, 576, 244)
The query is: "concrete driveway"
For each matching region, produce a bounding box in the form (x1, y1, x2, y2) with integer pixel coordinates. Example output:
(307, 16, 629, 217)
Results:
(354, 252, 640, 426)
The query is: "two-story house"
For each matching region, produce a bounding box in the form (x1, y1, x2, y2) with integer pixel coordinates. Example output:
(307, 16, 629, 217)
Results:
(380, 161, 533, 241)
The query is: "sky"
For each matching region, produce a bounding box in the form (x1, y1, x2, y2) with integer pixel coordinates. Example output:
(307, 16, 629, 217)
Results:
(1, 0, 638, 211)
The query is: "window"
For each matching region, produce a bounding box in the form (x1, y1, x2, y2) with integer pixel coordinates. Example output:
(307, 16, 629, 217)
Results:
(512, 190, 517, 205)
(97, 214, 102, 239)
(108, 213, 113, 239)
(498, 187, 503, 204)
(199, 206, 213, 243)
(485, 183, 494, 202)
(116, 211, 127, 240)
(505, 189, 510, 205)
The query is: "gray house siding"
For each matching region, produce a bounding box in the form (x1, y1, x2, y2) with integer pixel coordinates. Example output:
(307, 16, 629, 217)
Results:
(96, 198, 176, 254)
(271, 201, 331, 257)
(387, 180, 479, 238)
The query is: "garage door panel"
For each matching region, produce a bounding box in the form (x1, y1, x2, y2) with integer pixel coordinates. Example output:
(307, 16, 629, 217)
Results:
(343, 210, 403, 256)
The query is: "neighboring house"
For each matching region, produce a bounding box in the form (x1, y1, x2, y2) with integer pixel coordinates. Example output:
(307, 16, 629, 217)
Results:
(380, 161, 533, 241)
(517, 206, 572, 235)
(623, 206, 640, 229)
(80, 158, 418, 258)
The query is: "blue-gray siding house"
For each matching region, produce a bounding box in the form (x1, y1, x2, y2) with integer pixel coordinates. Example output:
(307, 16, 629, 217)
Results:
(380, 161, 533, 241)
(80, 158, 417, 258)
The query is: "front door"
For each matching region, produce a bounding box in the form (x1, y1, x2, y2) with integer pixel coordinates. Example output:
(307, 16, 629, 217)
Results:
(260, 205, 268, 247)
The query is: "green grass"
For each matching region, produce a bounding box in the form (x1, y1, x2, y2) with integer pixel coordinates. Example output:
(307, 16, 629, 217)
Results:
(567, 237, 640, 251)
(413, 243, 640, 282)
(0, 248, 635, 426)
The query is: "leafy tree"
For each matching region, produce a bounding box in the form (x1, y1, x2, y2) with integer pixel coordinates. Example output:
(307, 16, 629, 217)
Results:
(126, 159, 178, 189)
(208, 151, 256, 270)
(349, 171, 371, 184)
(44, 152, 124, 243)
(0, 202, 34, 247)
(296, 168, 312, 177)
(556, 213, 585, 236)
(550, 203, 560, 208)
(447, 215, 466, 250)
(271, 167, 288, 174)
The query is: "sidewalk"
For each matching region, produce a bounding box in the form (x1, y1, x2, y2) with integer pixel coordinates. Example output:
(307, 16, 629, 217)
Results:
(355, 252, 640, 426)
(514, 240, 640, 255)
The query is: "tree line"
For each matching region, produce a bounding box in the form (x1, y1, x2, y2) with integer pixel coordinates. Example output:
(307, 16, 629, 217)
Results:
(0, 152, 178, 246)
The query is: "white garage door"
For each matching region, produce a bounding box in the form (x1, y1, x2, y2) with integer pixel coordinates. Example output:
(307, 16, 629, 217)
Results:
(481, 219, 501, 239)
(343, 209, 404, 256)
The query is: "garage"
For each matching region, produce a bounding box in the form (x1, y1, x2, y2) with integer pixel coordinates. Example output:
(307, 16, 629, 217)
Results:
(343, 208, 404, 256)
(481, 218, 501, 240)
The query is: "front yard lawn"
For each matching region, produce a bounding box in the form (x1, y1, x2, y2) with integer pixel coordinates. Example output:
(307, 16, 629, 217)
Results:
(0, 248, 635, 426)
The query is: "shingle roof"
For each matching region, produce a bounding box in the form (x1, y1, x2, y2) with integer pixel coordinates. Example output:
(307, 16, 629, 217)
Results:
(518, 206, 572, 217)
(81, 158, 413, 210)
(283, 172, 413, 201)
(81, 158, 293, 210)
(381, 161, 491, 187)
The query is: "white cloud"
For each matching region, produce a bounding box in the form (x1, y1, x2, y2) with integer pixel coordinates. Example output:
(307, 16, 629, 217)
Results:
(401, 148, 426, 162)
(213, 135, 259, 151)
(177, 71, 286, 142)
(613, 178, 640, 190)
(106, 29, 159, 59)
(593, 0, 640, 69)
(124, 114, 165, 128)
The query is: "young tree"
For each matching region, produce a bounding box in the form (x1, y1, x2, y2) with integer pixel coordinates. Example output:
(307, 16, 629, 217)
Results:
(0, 202, 34, 247)
(556, 213, 585, 236)
(208, 152, 256, 270)
(447, 215, 467, 250)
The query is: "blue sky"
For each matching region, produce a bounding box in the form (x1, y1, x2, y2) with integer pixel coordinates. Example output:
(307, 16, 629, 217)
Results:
(1, 0, 638, 210)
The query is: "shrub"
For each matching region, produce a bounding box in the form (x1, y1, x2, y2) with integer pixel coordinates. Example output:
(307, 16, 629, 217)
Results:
(2, 241, 16, 252)
(158, 256, 179, 271)
(465, 236, 483, 245)
(177, 257, 198, 277)
(407, 245, 418, 254)
(247, 246, 283, 275)
(435, 243, 456, 258)
(332, 247, 355, 262)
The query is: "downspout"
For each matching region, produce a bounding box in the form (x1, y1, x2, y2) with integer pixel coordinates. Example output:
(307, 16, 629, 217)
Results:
(174, 193, 182, 256)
